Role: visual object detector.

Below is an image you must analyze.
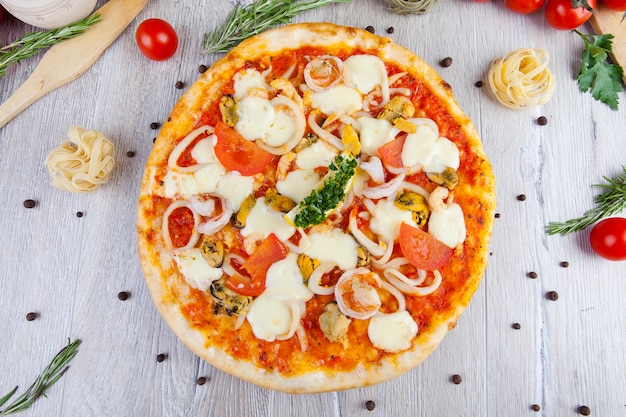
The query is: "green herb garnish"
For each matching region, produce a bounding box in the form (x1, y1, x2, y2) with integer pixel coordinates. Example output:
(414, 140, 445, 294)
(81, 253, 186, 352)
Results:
(574, 29, 624, 111)
(203, 0, 352, 54)
(547, 166, 626, 235)
(0, 14, 101, 78)
(0, 339, 81, 416)
(293, 154, 357, 228)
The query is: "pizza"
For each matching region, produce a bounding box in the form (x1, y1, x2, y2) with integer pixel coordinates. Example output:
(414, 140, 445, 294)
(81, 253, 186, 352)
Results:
(136, 22, 496, 393)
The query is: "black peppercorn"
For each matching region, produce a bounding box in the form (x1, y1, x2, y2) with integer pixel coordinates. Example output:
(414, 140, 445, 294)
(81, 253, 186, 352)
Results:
(26, 312, 38, 321)
(23, 199, 37, 209)
(365, 26, 375, 33)
(156, 353, 168, 362)
(118, 291, 130, 301)
(440, 57, 453, 67)
(365, 400, 376, 411)
(546, 291, 559, 301)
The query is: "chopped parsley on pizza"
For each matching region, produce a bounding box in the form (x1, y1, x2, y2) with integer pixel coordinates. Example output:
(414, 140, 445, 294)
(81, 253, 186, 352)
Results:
(137, 23, 496, 393)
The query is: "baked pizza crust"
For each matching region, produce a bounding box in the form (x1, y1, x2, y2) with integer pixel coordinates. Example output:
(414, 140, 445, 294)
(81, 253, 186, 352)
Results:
(137, 22, 496, 393)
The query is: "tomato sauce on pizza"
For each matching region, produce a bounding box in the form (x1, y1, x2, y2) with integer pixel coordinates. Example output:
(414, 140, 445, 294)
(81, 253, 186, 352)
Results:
(137, 23, 496, 393)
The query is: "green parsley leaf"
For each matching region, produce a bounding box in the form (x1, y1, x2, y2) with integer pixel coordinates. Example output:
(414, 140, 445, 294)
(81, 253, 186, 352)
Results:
(574, 30, 624, 110)
(292, 154, 357, 228)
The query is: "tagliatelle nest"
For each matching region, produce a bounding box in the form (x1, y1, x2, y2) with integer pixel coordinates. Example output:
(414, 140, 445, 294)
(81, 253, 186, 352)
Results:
(487, 48, 556, 110)
(44, 126, 116, 193)
(384, 0, 440, 14)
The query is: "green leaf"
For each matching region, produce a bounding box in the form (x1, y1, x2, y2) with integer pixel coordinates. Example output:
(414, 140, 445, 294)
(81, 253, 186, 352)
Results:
(574, 30, 623, 110)
(0, 388, 18, 408)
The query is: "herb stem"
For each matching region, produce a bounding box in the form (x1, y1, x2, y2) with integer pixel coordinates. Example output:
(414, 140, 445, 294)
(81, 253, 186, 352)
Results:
(0, 339, 82, 416)
(203, 0, 352, 54)
(547, 166, 626, 235)
(0, 15, 101, 78)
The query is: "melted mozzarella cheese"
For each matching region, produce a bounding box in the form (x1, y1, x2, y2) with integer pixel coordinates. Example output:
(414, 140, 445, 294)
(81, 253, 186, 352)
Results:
(311, 84, 362, 115)
(428, 203, 466, 248)
(296, 140, 337, 169)
(343, 55, 387, 94)
(246, 254, 311, 342)
(191, 137, 218, 164)
(246, 294, 294, 342)
(402, 121, 460, 173)
(214, 172, 254, 211)
(367, 311, 418, 352)
(194, 163, 226, 194)
(304, 228, 359, 270)
(264, 109, 297, 147)
(369, 199, 416, 242)
(265, 253, 313, 302)
(163, 171, 198, 199)
(358, 117, 398, 155)
(276, 169, 320, 203)
(241, 197, 295, 242)
(233, 68, 266, 100)
(235, 96, 276, 142)
(173, 248, 223, 291)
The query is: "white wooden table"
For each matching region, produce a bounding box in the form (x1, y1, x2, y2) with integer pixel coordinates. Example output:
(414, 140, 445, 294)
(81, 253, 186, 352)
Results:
(2, 1, 626, 416)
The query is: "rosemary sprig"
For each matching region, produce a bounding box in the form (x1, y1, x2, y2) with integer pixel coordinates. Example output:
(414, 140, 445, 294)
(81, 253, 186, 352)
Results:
(203, 0, 352, 54)
(0, 14, 101, 78)
(0, 339, 82, 416)
(547, 166, 626, 236)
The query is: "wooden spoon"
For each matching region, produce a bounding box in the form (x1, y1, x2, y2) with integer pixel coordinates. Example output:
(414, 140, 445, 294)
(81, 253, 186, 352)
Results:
(0, 0, 148, 130)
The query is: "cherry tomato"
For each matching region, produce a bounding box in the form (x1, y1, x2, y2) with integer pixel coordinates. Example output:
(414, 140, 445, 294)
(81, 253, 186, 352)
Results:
(377, 136, 405, 168)
(135, 18, 178, 61)
(398, 222, 453, 271)
(225, 234, 289, 296)
(589, 217, 626, 261)
(213, 121, 275, 176)
(504, 0, 547, 14)
(545, 0, 596, 30)
(601, 0, 626, 10)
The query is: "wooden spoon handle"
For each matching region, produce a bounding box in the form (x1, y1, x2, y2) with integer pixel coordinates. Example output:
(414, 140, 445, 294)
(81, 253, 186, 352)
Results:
(0, 0, 147, 130)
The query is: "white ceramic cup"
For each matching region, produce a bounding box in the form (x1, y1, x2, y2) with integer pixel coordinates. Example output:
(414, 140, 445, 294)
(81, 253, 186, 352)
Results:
(0, 0, 97, 29)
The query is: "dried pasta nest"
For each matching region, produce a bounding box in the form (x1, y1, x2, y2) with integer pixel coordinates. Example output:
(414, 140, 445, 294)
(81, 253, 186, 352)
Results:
(487, 48, 555, 110)
(45, 126, 116, 193)
(384, 0, 440, 14)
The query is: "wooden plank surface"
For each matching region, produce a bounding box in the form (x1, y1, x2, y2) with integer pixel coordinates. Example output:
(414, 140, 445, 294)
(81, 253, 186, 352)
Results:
(1, 1, 626, 416)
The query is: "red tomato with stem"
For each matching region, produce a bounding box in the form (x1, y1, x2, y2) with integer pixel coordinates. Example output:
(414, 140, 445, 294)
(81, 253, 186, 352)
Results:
(213, 121, 275, 176)
(398, 222, 453, 271)
(504, 0, 547, 14)
(545, 0, 596, 30)
(589, 217, 626, 261)
(135, 18, 178, 61)
(601, 0, 626, 10)
(225, 234, 289, 296)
